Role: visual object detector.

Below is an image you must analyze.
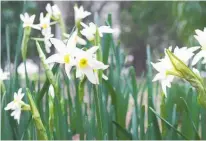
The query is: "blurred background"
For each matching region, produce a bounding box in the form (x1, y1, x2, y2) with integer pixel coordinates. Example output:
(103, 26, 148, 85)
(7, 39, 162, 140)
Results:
(1, 1, 206, 75)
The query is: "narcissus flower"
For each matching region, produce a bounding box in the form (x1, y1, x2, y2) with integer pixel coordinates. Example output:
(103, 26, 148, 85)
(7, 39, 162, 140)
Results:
(4, 88, 25, 124)
(45, 32, 79, 78)
(0, 68, 9, 81)
(46, 3, 61, 20)
(75, 46, 109, 84)
(63, 30, 86, 45)
(151, 46, 198, 96)
(74, 5, 91, 22)
(80, 22, 114, 41)
(192, 48, 206, 66)
(20, 13, 40, 29)
(39, 12, 51, 36)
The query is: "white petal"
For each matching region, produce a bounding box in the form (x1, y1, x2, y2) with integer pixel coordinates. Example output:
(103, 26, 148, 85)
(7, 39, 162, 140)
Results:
(82, 68, 98, 84)
(86, 46, 99, 54)
(161, 82, 167, 97)
(20, 14, 25, 22)
(77, 36, 86, 45)
(46, 53, 64, 64)
(89, 60, 109, 70)
(4, 102, 15, 110)
(192, 50, 205, 66)
(31, 24, 41, 30)
(50, 38, 67, 53)
(102, 73, 108, 80)
(99, 26, 114, 34)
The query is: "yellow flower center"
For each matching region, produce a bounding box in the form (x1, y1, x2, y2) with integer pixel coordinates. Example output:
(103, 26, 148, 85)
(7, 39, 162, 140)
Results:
(42, 24, 48, 29)
(64, 54, 70, 64)
(79, 58, 88, 69)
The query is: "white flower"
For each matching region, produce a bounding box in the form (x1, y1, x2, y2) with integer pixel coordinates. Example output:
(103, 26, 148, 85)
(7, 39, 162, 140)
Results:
(0, 68, 9, 81)
(4, 88, 25, 124)
(46, 3, 61, 20)
(63, 30, 86, 45)
(74, 5, 91, 22)
(44, 33, 54, 53)
(39, 12, 51, 36)
(75, 46, 109, 84)
(192, 48, 206, 66)
(49, 85, 55, 98)
(80, 22, 114, 41)
(20, 13, 40, 30)
(151, 46, 198, 96)
(17, 59, 39, 78)
(194, 28, 206, 48)
(45, 32, 79, 78)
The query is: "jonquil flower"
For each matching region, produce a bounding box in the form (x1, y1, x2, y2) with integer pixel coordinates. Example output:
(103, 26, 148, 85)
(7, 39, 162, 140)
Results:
(151, 46, 198, 96)
(20, 13, 40, 29)
(45, 32, 79, 78)
(74, 5, 91, 23)
(4, 88, 25, 124)
(46, 3, 61, 20)
(192, 28, 206, 66)
(80, 22, 114, 41)
(75, 46, 109, 84)
(39, 12, 51, 36)
(0, 68, 9, 81)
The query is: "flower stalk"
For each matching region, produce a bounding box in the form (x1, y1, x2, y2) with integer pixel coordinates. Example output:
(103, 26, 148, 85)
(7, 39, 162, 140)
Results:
(26, 88, 48, 140)
(21, 27, 31, 61)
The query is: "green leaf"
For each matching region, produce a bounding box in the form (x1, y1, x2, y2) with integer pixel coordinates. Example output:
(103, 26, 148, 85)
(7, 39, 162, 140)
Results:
(149, 107, 188, 140)
(112, 121, 132, 140)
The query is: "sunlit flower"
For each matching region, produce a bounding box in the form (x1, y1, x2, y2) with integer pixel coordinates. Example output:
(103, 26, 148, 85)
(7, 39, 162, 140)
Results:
(20, 13, 40, 29)
(74, 5, 91, 22)
(80, 22, 114, 41)
(63, 30, 86, 45)
(45, 32, 79, 78)
(49, 85, 55, 98)
(0, 68, 9, 81)
(44, 33, 54, 53)
(39, 12, 51, 36)
(46, 3, 61, 20)
(17, 59, 39, 78)
(151, 46, 198, 96)
(75, 46, 109, 84)
(4, 88, 25, 124)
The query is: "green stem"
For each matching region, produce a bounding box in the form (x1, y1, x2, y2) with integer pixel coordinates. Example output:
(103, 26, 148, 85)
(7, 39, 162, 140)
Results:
(21, 27, 31, 61)
(58, 16, 66, 40)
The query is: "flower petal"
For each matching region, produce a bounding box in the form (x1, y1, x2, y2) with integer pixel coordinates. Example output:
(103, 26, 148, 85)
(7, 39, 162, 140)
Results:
(65, 64, 72, 79)
(82, 68, 98, 84)
(46, 53, 64, 64)
(50, 38, 67, 53)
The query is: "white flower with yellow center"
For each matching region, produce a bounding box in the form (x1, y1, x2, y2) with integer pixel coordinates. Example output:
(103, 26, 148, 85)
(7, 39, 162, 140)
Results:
(192, 28, 206, 66)
(152, 46, 199, 96)
(74, 5, 91, 23)
(45, 32, 79, 78)
(0, 68, 9, 81)
(20, 13, 40, 30)
(75, 46, 109, 84)
(46, 3, 61, 20)
(63, 30, 86, 45)
(4, 88, 25, 124)
(80, 22, 114, 41)
(39, 12, 51, 36)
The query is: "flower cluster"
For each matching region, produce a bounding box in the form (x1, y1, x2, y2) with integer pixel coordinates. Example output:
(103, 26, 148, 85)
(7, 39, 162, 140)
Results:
(152, 28, 206, 96)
